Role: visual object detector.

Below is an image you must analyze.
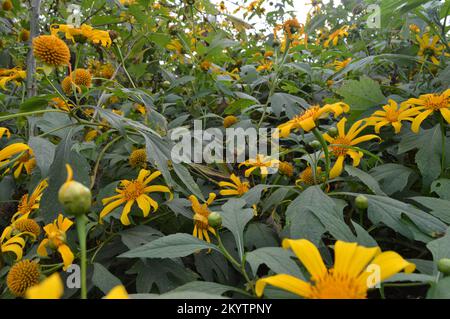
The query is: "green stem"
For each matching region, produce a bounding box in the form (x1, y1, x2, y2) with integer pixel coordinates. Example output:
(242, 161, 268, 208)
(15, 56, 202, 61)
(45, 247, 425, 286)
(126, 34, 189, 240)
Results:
(76, 214, 88, 299)
(312, 128, 330, 179)
(0, 109, 65, 122)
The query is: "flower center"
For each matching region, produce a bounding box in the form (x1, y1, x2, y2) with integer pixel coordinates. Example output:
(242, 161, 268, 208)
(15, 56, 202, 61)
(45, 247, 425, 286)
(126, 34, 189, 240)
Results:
(194, 205, 210, 229)
(236, 183, 249, 195)
(308, 270, 367, 299)
(385, 109, 400, 122)
(48, 230, 66, 248)
(122, 181, 145, 201)
(423, 95, 448, 110)
(423, 47, 437, 57)
(330, 137, 351, 156)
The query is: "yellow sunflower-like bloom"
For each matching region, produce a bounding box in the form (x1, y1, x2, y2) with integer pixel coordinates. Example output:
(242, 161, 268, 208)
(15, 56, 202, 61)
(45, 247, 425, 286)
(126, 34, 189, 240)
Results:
(7, 260, 41, 297)
(51, 24, 112, 47)
(239, 154, 280, 177)
(277, 102, 350, 137)
(296, 165, 324, 186)
(61, 68, 92, 95)
(402, 89, 450, 133)
(0, 127, 10, 139)
(1, 214, 41, 245)
(223, 115, 238, 128)
(11, 148, 36, 178)
(0, 143, 31, 175)
(103, 285, 129, 299)
(26, 273, 64, 299)
(219, 174, 250, 196)
(278, 161, 294, 177)
(283, 18, 302, 39)
(33, 35, 71, 67)
(0, 67, 26, 90)
(323, 118, 380, 178)
(49, 97, 73, 112)
(129, 149, 147, 169)
(37, 214, 74, 270)
(13, 179, 48, 220)
(1, 234, 27, 261)
(416, 33, 449, 65)
(256, 239, 415, 299)
(99, 169, 172, 226)
(324, 25, 349, 48)
(189, 193, 216, 243)
(366, 99, 420, 134)
(333, 58, 352, 71)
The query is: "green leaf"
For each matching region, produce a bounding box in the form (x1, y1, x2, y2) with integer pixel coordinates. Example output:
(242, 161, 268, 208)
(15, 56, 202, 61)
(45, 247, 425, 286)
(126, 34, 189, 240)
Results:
(345, 166, 386, 195)
(336, 76, 386, 110)
(19, 95, 53, 112)
(427, 277, 450, 299)
(269, 93, 309, 118)
(28, 137, 56, 178)
(246, 247, 305, 279)
(244, 222, 278, 250)
(431, 179, 450, 200)
(427, 229, 450, 275)
(92, 263, 122, 295)
(409, 197, 450, 224)
(370, 164, 416, 195)
(416, 125, 443, 188)
(119, 233, 220, 258)
(119, 225, 163, 250)
(173, 163, 205, 201)
(172, 281, 244, 296)
(220, 199, 254, 261)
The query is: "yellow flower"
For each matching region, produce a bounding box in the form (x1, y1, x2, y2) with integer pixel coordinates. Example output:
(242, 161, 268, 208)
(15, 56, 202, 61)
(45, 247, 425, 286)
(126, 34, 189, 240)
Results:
(416, 33, 448, 65)
(278, 161, 294, 177)
(297, 166, 324, 185)
(256, 239, 415, 299)
(166, 39, 183, 54)
(0, 67, 26, 90)
(0, 127, 10, 139)
(189, 193, 216, 243)
(49, 97, 73, 112)
(409, 24, 420, 33)
(324, 26, 349, 48)
(37, 214, 74, 270)
(223, 115, 238, 128)
(2, 0, 12, 10)
(61, 68, 92, 95)
(256, 61, 273, 72)
(0, 143, 30, 170)
(333, 58, 352, 71)
(239, 154, 280, 177)
(1, 214, 41, 245)
(200, 60, 212, 71)
(283, 18, 302, 38)
(219, 174, 249, 196)
(85, 129, 99, 142)
(26, 273, 64, 299)
(277, 103, 350, 137)
(366, 99, 420, 133)
(19, 29, 30, 42)
(13, 149, 36, 178)
(33, 35, 71, 67)
(323, 118, 380, 178)
(134, 103, 146, 115)
(403, 89, 450, 133)
(1, 234, 27, 261)
(99, 169, 172, 226)
(51, 24, 112, 47)
(103, 285, 129, 299)
(13, 179, 48, 220)
(7, 260, 41, 297)
(129, 149, 147, 169)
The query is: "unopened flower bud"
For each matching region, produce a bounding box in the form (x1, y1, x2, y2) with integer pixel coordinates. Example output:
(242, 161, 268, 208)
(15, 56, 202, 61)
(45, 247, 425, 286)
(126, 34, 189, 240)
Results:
(309, 140, 322, 150)
(328, 127, 338, 137)
(355, 195, 369, 210)
(438, 258, 450, 275)
(58, 165, 92, 216)
(208, 212, 222, 228)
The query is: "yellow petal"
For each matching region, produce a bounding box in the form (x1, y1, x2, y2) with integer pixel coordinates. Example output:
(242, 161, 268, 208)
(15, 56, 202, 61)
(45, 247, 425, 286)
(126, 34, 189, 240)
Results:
(104, 285, 129, 299)
(411, 109, 434, 133)
(256, 274, 312, 298)
(282, 239, 327, 280)
(330, 155, 345, 179)
(26, 273, 64, 299)
(120, 200, 134, 226)
(58, 244, 74, 270)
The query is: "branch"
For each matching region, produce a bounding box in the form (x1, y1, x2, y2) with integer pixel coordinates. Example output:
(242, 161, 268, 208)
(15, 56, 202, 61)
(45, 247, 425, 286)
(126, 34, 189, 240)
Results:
(26, 0, 41, 98)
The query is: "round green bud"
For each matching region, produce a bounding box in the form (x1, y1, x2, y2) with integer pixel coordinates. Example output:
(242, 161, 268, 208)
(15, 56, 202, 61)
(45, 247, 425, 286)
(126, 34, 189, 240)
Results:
(162, 80, 171, 88)
(309, 140, 322, 150)
(438, 258, 450, 275)
(58, 181, 92, 216)
(355, 195, 369, 210)
(208, 212, 222, 228)
(328, 127, 338, 138)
